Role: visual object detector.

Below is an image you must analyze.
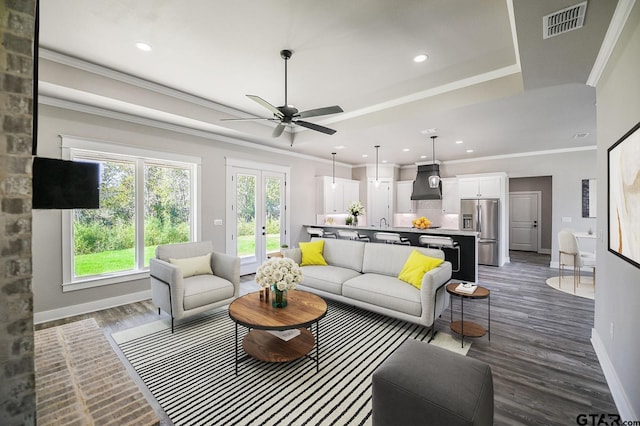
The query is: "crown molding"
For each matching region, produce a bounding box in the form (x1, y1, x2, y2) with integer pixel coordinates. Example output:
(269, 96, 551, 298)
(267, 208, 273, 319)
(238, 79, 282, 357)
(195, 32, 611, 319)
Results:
(39, 47, 254, 118)
(39, 95, 351, 167)
(442, 145, 596, 165)
(587, 0, 636, 87)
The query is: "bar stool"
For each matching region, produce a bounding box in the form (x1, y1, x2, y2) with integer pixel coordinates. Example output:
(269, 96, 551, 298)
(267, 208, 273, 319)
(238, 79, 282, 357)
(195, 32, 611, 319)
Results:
(337, 229, 370, 242)
(373, 232, 410, 245)
(306, 227, 336, 239)
(418, 235, 461, 272)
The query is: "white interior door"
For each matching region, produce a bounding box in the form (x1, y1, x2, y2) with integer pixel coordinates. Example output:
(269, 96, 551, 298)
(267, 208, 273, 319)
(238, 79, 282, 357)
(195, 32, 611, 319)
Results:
(509, 191, 540, 252)
(227, 160, 288, 275)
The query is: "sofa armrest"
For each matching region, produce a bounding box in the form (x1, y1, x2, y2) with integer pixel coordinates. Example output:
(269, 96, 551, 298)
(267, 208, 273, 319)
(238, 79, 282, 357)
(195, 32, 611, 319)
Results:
(283, 248, 302, 265)
(149, 258, 183, 289)
(420, 261, 452, 322)
(211, 251, 240, 296)
(149, 258, 184, 315)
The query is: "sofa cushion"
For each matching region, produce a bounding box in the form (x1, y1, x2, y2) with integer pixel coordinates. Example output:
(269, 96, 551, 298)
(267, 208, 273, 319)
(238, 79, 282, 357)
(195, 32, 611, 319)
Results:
(300, 240, 328, 266)
(301, 265, 362, 295)
(169, 253, 213, 278)
(397, 250, 444, 289)
(362, 243, 444, 277)
(320, 238, 366, 272)
(182, 274, 234, 311)
(343, 273, 422, 317)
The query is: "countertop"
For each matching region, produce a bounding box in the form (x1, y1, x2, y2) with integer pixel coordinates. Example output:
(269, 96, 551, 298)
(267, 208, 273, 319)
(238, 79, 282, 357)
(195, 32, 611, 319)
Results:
(308, 224, 478, 237)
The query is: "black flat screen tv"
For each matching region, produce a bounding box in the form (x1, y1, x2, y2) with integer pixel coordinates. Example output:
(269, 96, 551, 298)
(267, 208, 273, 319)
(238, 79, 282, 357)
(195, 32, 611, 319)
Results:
(32, 157, 100, 209)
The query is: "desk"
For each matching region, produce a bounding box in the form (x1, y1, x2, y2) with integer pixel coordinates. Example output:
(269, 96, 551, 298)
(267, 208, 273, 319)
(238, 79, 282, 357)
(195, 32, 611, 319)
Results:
(574, 232, 596, 254)
(574, 232, 596, 239)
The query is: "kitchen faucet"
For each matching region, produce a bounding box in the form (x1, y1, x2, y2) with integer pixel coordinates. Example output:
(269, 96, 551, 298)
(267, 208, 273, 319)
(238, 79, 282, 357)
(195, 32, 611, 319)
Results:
(379, 218, 388, 228)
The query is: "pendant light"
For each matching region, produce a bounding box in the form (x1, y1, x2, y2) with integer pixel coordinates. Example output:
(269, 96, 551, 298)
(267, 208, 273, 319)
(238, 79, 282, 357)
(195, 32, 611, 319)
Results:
(331, 152, 337, 189)
(374, 145, 381, 187)
(428, 136, 440, 188)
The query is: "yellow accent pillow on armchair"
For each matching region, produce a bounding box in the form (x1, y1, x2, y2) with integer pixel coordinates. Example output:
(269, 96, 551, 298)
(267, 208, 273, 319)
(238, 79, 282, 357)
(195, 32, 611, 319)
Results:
(299, 240, 328, 266)
(397, 250, 444, 289)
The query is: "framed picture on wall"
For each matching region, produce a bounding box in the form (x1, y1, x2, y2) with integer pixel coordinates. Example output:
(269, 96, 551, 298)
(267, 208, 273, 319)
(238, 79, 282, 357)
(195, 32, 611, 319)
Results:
(608, 120, 640, 269)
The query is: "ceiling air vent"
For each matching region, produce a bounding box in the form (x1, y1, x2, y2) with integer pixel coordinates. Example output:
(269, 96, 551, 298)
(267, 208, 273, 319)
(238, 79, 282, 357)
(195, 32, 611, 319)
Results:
(543, 1, 587, 39)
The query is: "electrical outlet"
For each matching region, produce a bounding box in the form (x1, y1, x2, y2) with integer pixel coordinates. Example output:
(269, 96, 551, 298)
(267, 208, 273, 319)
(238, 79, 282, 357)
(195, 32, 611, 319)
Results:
(214, 219, 223, 226)
(562, 216, 572, 223)
(610, 322, 614, 340)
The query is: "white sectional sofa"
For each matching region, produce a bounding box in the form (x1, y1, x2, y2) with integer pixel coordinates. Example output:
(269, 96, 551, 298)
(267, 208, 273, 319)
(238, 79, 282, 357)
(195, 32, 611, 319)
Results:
(283, 238, 452, 328)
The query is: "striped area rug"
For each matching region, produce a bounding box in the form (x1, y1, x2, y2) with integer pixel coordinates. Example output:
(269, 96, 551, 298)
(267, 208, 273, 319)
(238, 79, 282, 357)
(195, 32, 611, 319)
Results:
(113, 301, 448, 425)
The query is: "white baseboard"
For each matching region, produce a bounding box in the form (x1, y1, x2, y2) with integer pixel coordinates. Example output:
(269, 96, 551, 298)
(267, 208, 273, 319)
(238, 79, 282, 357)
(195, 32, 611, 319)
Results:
(591, 328, 637, 420)
(34, 290, 152, 324)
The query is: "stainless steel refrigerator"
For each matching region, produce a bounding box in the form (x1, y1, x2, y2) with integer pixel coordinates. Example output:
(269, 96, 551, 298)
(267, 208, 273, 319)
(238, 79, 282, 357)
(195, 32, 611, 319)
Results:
(460, 198, 500, 266)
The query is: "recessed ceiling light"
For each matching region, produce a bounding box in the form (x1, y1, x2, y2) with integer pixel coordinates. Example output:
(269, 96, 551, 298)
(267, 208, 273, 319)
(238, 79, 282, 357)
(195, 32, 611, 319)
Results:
(413, 53, 429, 63)
(420, 155, 427, 159)
(456, 140, 464, 144)
(334, 145, 346, 150)
(420, 128, 437, 134)
(362, 154, 368, 158)
(403, 148, 410, 152)
(135, 41, 152, 52)
(382, 160, 388, 163)
(466, 149, 474, 153)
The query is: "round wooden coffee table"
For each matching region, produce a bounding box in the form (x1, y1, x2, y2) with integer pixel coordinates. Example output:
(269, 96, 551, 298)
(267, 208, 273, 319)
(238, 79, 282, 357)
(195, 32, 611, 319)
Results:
(228, 289, 327, 374)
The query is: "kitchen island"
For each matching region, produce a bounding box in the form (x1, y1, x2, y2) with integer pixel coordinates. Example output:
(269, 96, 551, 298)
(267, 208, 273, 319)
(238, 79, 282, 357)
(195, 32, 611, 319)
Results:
(305, 225, 478, 283)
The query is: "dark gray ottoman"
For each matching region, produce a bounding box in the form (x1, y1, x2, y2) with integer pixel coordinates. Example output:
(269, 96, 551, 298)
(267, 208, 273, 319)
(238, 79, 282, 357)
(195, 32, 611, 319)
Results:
(372, 339, 493, 426)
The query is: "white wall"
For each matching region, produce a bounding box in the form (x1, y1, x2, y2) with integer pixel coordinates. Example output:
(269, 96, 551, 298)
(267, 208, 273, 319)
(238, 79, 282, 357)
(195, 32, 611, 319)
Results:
(594, 2, 640, 419)
(33, 104, 351, 316)
(400, 148, 598, 265)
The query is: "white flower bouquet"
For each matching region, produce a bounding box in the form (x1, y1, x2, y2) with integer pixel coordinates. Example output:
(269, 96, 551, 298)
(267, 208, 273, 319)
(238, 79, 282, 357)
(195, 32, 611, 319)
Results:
(347, 201, 365, 216)
(255, 257, 303, 291)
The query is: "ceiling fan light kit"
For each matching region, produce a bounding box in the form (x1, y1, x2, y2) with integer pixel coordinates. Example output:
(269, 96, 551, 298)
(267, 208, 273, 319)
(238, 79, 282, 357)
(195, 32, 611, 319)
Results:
(228, 49, 343, 139)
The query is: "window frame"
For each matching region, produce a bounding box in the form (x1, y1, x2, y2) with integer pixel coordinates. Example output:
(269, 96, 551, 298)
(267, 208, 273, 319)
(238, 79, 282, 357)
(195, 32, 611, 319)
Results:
(61, 135, 201, 292)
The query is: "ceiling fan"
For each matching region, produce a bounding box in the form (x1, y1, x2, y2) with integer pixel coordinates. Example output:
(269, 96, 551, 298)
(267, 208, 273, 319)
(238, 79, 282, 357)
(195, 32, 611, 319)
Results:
(224, 49, 343, 138)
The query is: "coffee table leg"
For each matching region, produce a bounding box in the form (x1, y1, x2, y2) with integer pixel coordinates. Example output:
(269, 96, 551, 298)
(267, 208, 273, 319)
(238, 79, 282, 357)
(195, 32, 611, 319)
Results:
(316, 320, 320, 373)
(235, 322, 239, 376)
(488, 294, 491, 341)
(461, 296, 465, 349)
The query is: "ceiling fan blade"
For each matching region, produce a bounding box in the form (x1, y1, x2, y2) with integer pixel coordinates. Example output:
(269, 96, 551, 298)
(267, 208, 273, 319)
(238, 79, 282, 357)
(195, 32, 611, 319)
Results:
(295, 120, 337, 135)
(272, 123, 286, 138)
(297, 105, 344, 119)
(220, 117, 270, 121)
(247, 95, 284, 118)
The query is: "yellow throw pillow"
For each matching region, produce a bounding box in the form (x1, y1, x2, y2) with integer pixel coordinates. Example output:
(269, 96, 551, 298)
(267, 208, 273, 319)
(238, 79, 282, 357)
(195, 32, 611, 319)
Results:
(299, 240, 328, 266)
(397, 250, 444, 289)
(169, 253, 213, 278)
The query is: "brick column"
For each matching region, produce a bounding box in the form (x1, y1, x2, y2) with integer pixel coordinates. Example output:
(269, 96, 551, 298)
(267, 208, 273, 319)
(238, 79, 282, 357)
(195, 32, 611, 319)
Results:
(0, 0, 36, 424)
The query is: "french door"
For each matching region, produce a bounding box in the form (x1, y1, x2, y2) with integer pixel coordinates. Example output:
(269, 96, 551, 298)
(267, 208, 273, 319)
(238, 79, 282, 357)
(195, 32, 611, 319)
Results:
(226, 159, 289, 275)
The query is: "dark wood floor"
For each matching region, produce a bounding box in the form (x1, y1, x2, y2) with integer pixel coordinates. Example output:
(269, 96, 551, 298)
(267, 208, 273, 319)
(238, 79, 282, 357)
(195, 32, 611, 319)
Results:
(37, 251, 615, 425)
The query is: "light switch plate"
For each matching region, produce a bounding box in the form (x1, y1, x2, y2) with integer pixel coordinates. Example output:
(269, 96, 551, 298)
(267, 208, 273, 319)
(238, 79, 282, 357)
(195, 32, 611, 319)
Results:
(562, 217, 572, 223)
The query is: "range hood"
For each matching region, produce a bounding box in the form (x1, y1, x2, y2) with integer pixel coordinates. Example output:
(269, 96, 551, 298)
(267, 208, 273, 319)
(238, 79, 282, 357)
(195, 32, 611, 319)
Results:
(410, 164, 441, 200)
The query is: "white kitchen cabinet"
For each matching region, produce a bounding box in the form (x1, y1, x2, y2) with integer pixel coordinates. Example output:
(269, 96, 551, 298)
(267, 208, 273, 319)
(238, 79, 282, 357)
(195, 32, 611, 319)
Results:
(316, 176, 360, 213)
(441, 178, 459, 213)
(395, 180, 415, 213)
(458, 175, 502, 199)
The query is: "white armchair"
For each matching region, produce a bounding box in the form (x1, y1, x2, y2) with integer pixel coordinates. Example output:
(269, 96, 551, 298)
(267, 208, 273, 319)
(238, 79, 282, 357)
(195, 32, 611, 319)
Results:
(150, 241, 240, 332)
(558, 230, 596, 293)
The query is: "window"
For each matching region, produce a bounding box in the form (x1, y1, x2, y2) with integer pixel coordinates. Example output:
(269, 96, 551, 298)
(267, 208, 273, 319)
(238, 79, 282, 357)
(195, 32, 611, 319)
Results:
(62, 137, 200, 291)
